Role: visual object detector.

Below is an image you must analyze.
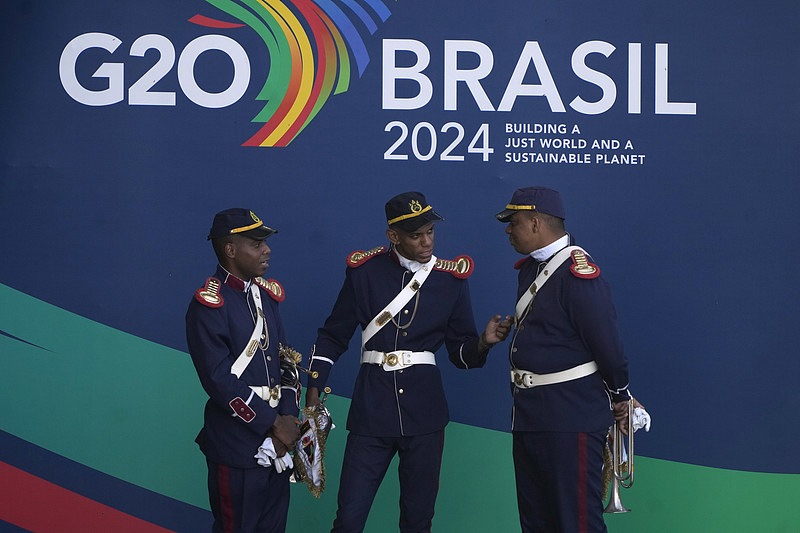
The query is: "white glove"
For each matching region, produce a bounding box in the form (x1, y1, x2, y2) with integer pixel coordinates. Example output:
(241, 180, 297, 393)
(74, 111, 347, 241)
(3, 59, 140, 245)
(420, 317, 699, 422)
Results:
(275, 453, 293, 473)
(254, 437, 294, 471)
(632, 406, 651, 433)
(254, 437, 277, 467)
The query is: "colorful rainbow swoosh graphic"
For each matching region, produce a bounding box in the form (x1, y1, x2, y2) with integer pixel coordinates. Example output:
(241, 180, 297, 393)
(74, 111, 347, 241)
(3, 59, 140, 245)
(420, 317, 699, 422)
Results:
(190, 0, 395, 147)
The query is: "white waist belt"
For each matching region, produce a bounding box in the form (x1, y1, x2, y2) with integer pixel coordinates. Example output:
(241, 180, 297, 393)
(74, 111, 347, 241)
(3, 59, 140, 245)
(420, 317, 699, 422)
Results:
(361, 350, 436, 372)
(250, 385, 282, 407)
(511, 361, 598, 388)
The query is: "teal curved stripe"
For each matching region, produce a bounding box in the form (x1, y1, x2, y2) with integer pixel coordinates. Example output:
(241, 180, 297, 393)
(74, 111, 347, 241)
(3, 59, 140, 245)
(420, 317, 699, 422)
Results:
(1, 282, 798, 532)
(0, 283, 210, 509)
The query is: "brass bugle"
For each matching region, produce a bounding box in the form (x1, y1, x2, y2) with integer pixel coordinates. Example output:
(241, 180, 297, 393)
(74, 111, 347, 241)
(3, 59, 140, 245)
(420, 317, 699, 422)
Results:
(604, 399, 634, 514)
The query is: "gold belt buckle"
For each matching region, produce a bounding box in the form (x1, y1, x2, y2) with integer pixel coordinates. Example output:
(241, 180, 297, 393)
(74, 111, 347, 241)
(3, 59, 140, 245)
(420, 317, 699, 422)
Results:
(385, 352, 399, 367)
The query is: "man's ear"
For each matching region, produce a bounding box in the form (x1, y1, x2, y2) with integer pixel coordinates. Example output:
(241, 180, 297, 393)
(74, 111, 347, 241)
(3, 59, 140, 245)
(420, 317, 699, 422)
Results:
(224, 240, 237, 259)
(386, 228, 400, 245)
(529, 213, 540, 233)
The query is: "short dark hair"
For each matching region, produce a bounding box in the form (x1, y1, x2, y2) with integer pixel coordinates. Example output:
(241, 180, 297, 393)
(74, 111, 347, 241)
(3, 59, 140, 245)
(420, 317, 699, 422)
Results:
(211, 235, 235, 264)
(530, 210, 565, 233)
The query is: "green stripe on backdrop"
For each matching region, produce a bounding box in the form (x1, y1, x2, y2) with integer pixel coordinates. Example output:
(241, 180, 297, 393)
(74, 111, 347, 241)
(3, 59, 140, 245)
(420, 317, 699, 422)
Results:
(0, 283, 210, 508)
(295, 418, 800, 533)
(1, 283, 799, 532)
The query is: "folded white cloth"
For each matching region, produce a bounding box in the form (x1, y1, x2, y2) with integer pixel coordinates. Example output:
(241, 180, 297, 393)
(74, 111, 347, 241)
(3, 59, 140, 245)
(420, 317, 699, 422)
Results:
(254, 437, 293, 472)
(632, 406, 651, 433)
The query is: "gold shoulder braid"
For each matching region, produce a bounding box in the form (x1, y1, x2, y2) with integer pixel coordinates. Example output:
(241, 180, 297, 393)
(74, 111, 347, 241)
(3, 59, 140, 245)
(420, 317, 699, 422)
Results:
(195, 277, 224, 308)
(569, 249, 600, 279)
(254, 277, 286, 302)
(347, 246, 387, 268)
(434, 255, 474, 279)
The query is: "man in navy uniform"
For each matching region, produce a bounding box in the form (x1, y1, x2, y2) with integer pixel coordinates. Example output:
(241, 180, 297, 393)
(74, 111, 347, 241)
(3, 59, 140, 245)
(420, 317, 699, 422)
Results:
(305, 192, 512, 533)
(186, 208, 301, 533)
(496, 186, 641, 533)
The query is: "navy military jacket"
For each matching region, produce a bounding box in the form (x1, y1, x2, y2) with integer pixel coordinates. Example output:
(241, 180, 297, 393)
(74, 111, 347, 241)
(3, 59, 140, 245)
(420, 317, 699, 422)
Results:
(308, 246, 485, 437)
(510, 244, 630, 433)
(186, 265, 298, 468)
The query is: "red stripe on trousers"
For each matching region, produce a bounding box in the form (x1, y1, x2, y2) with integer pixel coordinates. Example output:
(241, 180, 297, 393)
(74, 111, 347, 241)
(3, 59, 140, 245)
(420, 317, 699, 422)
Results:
(577, 433, 588, 533)
(433, 429, 445, 526)
(0, 461, 176, 533)
(217, 464, 236, 533)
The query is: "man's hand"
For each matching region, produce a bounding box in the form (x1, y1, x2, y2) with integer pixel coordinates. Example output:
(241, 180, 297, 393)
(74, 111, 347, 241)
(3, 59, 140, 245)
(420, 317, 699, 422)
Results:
(271, 414, 301, 447)
(267, 429, 290, 457)
(613, 398, 644, 436)
(305, 386, 321, 408)
(482, 315, 513, 346)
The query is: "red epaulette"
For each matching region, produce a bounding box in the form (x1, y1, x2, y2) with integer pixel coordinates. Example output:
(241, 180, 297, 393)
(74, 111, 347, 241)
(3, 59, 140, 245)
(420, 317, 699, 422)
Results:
(254, 277, 286, 302)
(514, 256, 531, 270)
(195, 277, 224, 308)
(434, 255, 474, 279)
(569, 249, 600, 279)
(346, 246, 387, 268)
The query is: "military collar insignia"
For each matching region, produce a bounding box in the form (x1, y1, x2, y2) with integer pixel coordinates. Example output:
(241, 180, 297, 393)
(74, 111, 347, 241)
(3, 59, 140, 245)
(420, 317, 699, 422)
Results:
(195, 277, 224, 308)
(254, 277, 285, 302)
(347, 246, 387, 268)
(569, 249, 600, 279)
(434, 255, 474, 279)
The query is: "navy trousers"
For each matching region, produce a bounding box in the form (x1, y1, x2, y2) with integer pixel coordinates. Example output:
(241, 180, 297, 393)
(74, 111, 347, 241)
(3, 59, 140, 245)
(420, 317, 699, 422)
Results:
(513, 429, 608, 533)
(207, 459, 291, 533)
(331, 430, 445, 533)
